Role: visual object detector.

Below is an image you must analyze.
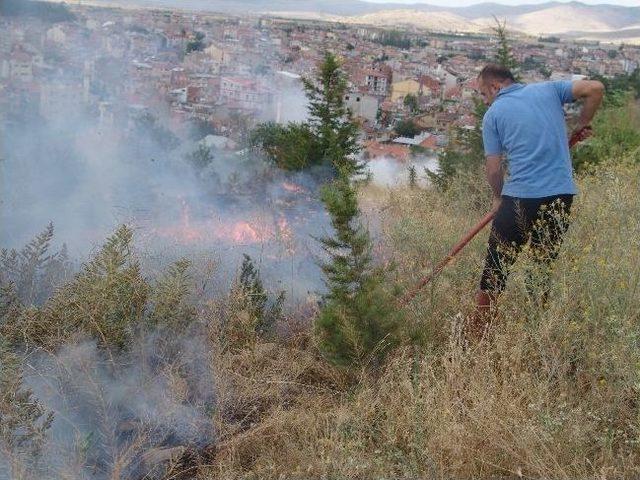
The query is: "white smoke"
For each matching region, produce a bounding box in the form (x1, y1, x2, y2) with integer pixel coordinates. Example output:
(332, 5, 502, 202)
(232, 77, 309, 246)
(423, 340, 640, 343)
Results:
(23, 328, 215, 479)
(366, 155, 439, 188)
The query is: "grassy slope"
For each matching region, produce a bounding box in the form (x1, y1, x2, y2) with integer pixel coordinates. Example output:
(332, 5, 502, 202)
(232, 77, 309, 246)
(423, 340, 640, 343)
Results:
(202, 159, 640, 479)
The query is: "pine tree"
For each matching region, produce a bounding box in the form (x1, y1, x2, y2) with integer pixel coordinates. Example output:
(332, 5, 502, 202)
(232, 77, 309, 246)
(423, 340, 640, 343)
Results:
(492, 17, 521, 81)
(302, 52, 363, 176)
(310, 54, 402, 367)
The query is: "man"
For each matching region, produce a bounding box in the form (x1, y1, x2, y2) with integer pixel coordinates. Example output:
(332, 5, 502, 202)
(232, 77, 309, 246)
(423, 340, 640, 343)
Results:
(469, 64, 604, 340)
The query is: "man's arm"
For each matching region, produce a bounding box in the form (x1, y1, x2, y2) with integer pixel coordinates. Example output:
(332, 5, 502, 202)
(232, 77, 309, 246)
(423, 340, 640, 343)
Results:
(486, 154, 504, 212)
(571, 80, 605, 132)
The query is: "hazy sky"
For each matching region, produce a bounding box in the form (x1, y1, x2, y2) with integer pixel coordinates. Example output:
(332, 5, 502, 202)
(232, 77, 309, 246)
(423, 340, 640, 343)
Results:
(364, 0, 639, 6)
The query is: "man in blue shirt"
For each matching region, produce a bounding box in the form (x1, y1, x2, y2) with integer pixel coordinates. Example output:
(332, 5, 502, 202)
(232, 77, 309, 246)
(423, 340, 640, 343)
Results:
(469, 64, 603, 340)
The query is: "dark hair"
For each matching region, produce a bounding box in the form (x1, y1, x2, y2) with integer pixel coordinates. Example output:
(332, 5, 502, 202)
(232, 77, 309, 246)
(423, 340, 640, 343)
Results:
(478, 64, 515, 83)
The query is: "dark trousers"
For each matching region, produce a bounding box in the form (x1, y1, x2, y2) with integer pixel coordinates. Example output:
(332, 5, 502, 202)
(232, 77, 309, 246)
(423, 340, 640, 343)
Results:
(480, 194, 574, 294)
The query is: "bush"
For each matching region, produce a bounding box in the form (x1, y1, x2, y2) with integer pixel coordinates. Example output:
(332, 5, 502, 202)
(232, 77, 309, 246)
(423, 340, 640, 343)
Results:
(0, 339, 53, 479)
(249, 121, 321, 170)
(572, 97, 640, 171)
(394, 119, 421, 138)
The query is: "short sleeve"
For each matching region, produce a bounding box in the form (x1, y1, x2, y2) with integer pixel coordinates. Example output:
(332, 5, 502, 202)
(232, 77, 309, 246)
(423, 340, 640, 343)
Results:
(550, 80, 574, 104)
(482, 110, 502, 156)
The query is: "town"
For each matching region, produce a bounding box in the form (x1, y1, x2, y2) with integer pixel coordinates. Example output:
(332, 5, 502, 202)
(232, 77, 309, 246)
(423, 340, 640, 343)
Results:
(2, 2, 639, 164)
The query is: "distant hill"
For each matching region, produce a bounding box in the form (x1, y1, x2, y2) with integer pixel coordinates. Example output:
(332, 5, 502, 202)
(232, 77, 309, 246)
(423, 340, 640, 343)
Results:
(36, 0, 640, 43)
(1, 0, 76, 22)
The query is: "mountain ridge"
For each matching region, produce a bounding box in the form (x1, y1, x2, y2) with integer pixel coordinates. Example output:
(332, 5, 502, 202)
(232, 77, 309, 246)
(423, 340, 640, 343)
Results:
(36, 0, 640, 43)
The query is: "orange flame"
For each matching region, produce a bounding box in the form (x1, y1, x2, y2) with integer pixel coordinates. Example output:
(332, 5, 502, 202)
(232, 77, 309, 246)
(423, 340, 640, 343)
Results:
(281, 181, 305, 194)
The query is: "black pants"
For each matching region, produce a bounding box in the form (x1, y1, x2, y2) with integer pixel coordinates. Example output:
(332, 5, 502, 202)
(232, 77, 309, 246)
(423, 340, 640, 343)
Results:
(480, 194, 573, 293)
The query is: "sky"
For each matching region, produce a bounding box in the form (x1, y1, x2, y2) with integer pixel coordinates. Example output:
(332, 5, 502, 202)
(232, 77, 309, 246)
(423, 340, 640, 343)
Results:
(363, 0, 639, 6)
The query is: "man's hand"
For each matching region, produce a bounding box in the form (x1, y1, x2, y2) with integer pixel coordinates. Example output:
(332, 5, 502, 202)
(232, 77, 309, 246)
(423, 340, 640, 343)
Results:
(571, 80, 604, 135)
(569, 125, 593, 148)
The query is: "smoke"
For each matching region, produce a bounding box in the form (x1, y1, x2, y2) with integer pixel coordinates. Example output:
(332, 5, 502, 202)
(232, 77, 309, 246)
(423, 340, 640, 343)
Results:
(0, 89, 330, 299)
(21, 327, 215, 479)
(366, 155, 439, 187)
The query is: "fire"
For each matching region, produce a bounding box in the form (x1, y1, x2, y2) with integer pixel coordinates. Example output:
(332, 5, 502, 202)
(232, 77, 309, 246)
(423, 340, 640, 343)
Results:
(228, 221, 269, 244)
(147, 198, 279, 246)
(281, 181, 305, 194)
(144, 198, 308, 254)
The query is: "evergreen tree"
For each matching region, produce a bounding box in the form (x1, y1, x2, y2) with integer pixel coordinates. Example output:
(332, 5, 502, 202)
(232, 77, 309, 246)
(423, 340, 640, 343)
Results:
(309, 54, 402, 367)
(302, 52, 363, 176)
(492, 17, 521, 81)
(250, 52, 361, 174)
(235, 254, 282, 338)
(408, 165, 417, 188)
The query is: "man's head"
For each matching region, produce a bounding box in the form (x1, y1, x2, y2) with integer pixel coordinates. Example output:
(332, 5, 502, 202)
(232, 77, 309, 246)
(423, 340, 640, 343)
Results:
(478, 64, 515, 105)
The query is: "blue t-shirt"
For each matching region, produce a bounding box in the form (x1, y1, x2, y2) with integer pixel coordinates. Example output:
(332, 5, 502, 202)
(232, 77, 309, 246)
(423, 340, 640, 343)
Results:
(482, 81, 577, 198)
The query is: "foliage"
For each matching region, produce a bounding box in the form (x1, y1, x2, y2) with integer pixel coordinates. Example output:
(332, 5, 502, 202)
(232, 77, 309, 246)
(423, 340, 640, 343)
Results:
(373, 30, 412, 49)
(148, 258, 195, 331)
(186, 31, 205, 53)
(572, 96, 640, 171)
(316, 176, 401, 367)
(0, 339, 53, 479)
(227, 255, 285, 340)
(538, 35, 561, 43)
(492, 17, 521, 80)
(131, 112, 179, 152)
(428, 99, 487, 188)
(591, 69, 640, 103)
(302, 52, 363, 176)
(408, 165, 417, 188)
(186, 143, 214, 171)
(3, 226, 149, 351)
(403, 93, 419, 114)
(0, 223, 72, 306)
(394, 118, 421, 138)
(250, 52, 361, 176)
(249, 121, 322, 170)
(189, 118, 217, 140)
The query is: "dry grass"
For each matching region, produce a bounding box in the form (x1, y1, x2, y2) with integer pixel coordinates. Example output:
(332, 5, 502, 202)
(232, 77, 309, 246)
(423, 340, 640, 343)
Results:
(198, 161, 640, 479)
(3, 162, 639, 479)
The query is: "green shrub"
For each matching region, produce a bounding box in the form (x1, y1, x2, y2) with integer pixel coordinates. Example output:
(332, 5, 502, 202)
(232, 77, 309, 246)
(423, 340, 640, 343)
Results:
(572, 98, 640, 171)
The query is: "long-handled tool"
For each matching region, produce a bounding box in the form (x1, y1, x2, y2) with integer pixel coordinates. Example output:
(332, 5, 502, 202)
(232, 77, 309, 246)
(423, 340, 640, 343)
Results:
(399, 127, 592, 307)
(399, 210, 495, 306)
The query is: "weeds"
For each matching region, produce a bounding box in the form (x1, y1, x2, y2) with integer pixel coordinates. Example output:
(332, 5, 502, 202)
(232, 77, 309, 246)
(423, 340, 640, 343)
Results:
(1, 163, 639, 479)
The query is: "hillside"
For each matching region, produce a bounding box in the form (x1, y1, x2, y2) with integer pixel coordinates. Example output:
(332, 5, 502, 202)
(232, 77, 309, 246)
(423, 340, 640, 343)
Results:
(195, 159, 640, 479)
(46, 0, 640, 43)
(2, 99, 640, 477)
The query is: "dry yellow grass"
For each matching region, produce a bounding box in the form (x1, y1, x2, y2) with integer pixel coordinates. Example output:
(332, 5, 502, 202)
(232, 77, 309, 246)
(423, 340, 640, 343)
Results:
(199, 161, 640, 479)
